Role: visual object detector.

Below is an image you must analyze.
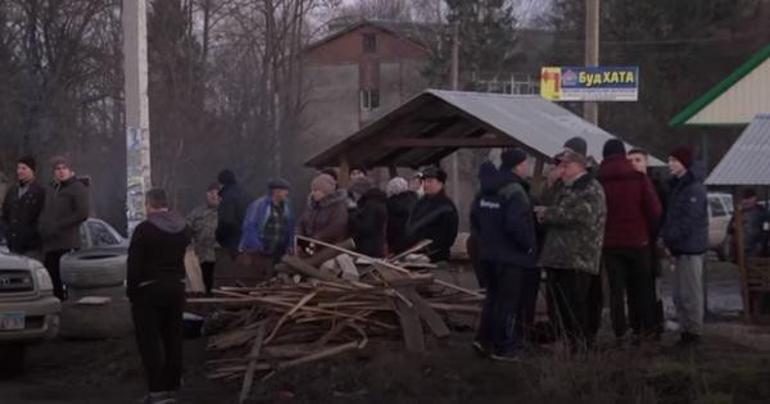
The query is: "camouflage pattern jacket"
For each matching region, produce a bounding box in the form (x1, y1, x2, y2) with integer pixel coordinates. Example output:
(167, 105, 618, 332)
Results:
(187, 204, 218, 263)
(539, 173, 607, 274)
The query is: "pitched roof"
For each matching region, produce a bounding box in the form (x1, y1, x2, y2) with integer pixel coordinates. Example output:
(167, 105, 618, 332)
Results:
(669, 44, 770, 126)
(304, 19, 429, 53)
(306, 89, 663, 168)
(706, 114, 770, 185)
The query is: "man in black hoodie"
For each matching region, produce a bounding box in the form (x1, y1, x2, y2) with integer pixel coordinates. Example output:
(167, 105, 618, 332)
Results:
(471, 149, 538, 361)
(128, 189, 191, 404)
(215, 169, 253, 257)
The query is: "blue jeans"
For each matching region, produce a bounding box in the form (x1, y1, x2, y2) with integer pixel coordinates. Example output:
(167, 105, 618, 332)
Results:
(476, 261, 525, 354)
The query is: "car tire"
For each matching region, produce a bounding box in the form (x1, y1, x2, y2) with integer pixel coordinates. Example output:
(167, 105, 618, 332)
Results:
(0, 343, 26, 378)
(60, 250, 126, 289)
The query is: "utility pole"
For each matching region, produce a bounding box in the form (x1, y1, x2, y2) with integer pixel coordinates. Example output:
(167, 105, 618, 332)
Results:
(584, 0, 600, 125)
(450, 22, 460, 206)
(123, 0, 152, 233)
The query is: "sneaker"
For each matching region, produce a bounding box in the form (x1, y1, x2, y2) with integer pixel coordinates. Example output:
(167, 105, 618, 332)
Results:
(490, 351, 522, 363)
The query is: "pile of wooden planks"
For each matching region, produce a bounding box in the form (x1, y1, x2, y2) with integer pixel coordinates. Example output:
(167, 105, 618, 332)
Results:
(187, 237, 483, 402)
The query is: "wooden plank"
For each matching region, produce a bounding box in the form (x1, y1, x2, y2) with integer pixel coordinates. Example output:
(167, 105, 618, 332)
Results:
(239, 324, 265, 403)
(375, 263, 449, 339)
(282, 255, 340, 282)
(184, 248, 206, 293)
(394, 295, 425, 352)
(388, 239, 433, 262)
(404, 289, 450, 338)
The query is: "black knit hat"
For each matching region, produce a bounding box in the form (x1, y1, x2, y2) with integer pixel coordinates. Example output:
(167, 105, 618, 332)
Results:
(602, 139, 626, 158)
(500, 148, 528, 170)
(17, 155, 36, 172)
(217, 169, 237, 185)
(564, 137, 587, 156)
(422, 166, 448, 183)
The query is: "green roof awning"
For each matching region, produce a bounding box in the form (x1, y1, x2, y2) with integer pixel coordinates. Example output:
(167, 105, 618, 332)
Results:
(669, 44, 770, 127)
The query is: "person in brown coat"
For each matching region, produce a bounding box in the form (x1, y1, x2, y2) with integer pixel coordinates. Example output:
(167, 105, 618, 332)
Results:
(298, 174, 348, 252)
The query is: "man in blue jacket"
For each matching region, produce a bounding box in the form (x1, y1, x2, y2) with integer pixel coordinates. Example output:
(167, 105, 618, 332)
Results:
(471, 148, 537, 361)
(662, 146, 708, 346)
(238, 179, 294, 280)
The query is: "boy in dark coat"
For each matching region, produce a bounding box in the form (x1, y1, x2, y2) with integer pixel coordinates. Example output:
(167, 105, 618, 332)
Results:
(1, 156, 46, 256)
(128, 189, 191, 404)
(662, 146, 708, 345)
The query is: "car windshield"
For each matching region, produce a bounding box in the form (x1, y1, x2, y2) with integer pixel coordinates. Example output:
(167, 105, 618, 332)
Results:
(88, 221, 122, 247)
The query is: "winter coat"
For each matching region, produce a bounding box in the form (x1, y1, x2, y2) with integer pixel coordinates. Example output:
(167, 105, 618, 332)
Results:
(298, 190, 349, 244)
(1, 181, 46, 253)
(597, 155, 662, 249)
(662, 169, 708, 256)
(38, 177, 90, 253)
(406, 191, 459, 262)
(187, 204, 218, 263)
(386, 191, 419, 254)
(470, 170, 537, 268)
(216, 183, 253, 251)
(350, 188, 388, 258)
(127, 211, 191, 300)
(539, 173, 607, 274)
(239, 196, 294, 255)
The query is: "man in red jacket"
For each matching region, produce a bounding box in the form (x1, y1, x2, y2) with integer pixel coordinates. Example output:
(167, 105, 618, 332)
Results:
(598, 139, 662, 345)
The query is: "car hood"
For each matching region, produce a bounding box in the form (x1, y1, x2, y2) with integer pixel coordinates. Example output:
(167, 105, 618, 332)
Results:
(0, 251, 38, 270)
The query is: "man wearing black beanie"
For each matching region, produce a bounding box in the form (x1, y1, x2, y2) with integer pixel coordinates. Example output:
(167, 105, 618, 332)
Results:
(1, 156, 46, 256)
(471, 148, 537, 361)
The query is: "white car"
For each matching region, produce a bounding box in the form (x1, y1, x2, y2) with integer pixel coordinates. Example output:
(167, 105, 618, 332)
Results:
(708, 192, 733, 260)
(0, 249, 60, 377)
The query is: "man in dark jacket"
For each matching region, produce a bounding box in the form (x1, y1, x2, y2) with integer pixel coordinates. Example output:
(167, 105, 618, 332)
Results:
(627, 147, 666, 338)
(350, 186, 388, 258)
(662, 146, 708, 345)
(38, 156, 90, 300)
(385, 177, 418, 255)
(405, 167, 458, 263)
(1, 156, 46, 256)
(471, 149, 538, 361)
(729, 189, 770, 259)
(127, 188, 191, 404)
(598, 140, 662, 343)
(215, 169, 253, 257)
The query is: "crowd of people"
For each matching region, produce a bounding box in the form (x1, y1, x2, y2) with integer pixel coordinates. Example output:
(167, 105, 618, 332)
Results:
(468, 137, 717, 362)
(5, 139, 770, 403)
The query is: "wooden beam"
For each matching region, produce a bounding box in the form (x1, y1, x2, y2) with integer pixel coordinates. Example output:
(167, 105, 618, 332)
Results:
(383, 137, 517, 148)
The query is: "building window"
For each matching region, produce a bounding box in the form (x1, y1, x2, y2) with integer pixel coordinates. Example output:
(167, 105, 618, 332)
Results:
(361, 89, 380, 110)
(362, 33, 377, 53)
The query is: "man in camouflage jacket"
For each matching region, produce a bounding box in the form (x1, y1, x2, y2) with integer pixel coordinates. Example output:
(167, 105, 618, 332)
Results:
(187, 183, 220, 294)
(537, 147, 607, 350)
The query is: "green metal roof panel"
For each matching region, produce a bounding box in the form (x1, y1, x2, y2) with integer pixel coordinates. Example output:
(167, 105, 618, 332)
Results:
(669, 44, 770, 127)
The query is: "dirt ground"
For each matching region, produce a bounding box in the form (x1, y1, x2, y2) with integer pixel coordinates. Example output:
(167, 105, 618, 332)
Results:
(2, 261, 770, 403)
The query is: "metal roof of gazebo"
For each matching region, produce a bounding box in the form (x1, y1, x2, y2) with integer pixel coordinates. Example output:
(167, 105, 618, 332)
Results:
(307, 89, 662, 169)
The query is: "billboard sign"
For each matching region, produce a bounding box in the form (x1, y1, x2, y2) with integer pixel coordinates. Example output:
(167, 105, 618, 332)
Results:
(540, 66, 639, 101)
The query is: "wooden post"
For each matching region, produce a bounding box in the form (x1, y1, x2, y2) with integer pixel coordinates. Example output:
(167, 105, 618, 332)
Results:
(531, 156, 546, 197)
(734, 188, 751, 323)
(339, 156, 351, 189)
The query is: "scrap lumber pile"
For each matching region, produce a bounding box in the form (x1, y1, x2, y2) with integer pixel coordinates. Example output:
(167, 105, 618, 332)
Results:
(187, 237, 483, 401)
